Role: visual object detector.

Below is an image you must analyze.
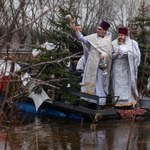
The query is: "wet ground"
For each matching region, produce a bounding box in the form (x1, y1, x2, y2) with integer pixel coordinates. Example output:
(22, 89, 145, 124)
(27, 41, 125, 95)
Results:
(0, 115, 150, 150)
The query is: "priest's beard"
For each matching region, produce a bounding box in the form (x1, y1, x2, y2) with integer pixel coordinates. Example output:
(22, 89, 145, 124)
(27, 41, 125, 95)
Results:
(118, 38, 125, 45)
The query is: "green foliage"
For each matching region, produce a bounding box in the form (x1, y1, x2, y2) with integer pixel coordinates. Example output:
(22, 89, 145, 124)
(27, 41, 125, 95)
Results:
(31, 5, 81, 101)
(32, 49, 70, 80)
(130, 1, 150, 94)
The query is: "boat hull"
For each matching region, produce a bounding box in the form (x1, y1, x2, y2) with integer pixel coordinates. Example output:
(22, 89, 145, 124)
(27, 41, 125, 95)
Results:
(14, 96, 150, 121)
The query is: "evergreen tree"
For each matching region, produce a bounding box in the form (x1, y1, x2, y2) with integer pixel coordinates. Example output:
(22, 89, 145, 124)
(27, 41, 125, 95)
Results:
(129, 0, 150, 95)
(32, 4, 82, 102)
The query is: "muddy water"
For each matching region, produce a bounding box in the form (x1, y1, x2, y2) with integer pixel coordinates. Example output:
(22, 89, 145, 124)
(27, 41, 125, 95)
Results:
(0, 116, 150, 150)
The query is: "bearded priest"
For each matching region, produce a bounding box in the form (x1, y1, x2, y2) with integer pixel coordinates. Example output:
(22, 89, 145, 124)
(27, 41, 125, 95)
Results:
(111, 27, 141, 107)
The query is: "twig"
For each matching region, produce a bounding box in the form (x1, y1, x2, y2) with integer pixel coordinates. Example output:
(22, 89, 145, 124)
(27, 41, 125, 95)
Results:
(0, 8, 51, 41)
(35, 117, 39, 150)
(126, 115, 136, 150)
(31, 52, 82, 67)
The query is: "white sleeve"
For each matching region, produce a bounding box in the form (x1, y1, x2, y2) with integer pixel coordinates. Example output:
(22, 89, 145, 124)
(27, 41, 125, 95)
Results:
(76, 55, 86, 70)
(76, 31, 90, 47)
(119, 45, 128, 55)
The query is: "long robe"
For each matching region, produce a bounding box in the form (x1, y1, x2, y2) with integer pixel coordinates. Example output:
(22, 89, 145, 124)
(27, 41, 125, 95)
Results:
(76, 32, 112, 105)
(111, 36, 141, 106)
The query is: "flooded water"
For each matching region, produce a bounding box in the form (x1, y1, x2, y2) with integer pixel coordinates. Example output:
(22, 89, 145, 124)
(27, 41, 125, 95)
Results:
(0, 115, 150, 150)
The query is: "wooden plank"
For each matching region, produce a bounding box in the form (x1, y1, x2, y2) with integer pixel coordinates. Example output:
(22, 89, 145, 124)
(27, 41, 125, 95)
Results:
(51, 100, 119, 117)
(69, 90, 99, 102)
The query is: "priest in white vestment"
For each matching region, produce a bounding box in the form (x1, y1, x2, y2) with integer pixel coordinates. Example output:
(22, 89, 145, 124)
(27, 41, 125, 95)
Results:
(0, 56, 21, 91)
(73, 20, 112, 107)
(111, 27, 141, 107)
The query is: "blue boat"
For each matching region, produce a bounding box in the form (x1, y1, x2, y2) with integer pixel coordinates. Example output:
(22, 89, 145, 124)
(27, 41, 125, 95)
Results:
(15, 100, 86, 120)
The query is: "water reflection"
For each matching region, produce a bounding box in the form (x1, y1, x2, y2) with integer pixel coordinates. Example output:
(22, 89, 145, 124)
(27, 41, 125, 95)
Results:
(80, 129, 108, 150)
(0, 131, 7, 150)
(1, 117, 150, 150)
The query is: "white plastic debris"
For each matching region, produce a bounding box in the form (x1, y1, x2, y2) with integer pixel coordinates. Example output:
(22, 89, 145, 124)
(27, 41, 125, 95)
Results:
(41, 42, 56, 51)
(32, 42, 56, 57)
(21, 72, 31, 86)
(28, 81, 51, 111)
(32, 49, 41, 57)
